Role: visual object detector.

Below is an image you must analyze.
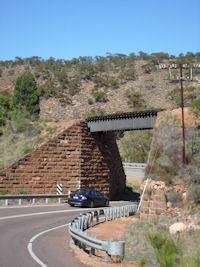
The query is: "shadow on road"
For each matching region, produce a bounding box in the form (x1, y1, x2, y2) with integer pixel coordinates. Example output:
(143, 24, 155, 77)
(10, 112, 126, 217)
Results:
(112, 186, 140, 202)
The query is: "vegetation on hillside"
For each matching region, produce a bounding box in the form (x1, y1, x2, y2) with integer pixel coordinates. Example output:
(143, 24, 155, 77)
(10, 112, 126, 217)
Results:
(125, 216, 200, 267)
(13, 71, 40, 116)
(0, 51, 200, 183)
(118, 130, 153, 163)
(0, 52, 200, 101)
(147, 115, 200, 178)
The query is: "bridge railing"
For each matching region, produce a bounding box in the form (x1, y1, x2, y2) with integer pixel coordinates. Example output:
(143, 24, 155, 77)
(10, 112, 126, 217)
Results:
(123, 162, 147, 168)
(68, 203, 137, 262)
(0, 194, 69, 206)
(123, 162, 147, 178)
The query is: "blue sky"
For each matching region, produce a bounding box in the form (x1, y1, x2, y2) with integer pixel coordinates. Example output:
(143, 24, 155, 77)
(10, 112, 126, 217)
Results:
(0, 0, 199, 60)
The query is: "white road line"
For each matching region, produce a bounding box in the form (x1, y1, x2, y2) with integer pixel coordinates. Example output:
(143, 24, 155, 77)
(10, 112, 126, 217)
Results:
(27, 223, 69, 267)
(0, 204, 66, 209)
(0, 207, 94, 221)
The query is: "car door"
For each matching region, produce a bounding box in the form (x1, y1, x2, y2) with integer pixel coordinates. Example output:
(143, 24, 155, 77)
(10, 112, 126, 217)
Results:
(90, 190, 99, 207)
(95, 190, 104, 207)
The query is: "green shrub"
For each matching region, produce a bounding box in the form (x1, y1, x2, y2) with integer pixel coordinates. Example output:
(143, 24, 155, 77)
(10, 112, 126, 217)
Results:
(0, 92, 12, 126)
(147, 232, 178, 267)
(191, 167, 200, 184)
(38, 79, 57, 97)
(119, 68, 136, 81)
(91, 89, 107, 103)
(188, 184, 200, 204)
(125, 217, 174, 266)
(108, 78, 120, 89)
(93, 74, 109, 87)
(9, 108, 32, 133)
(190, 97, 200, 116)
(179, 254, 200, 267)
(125, 216, 200, 267)
(169, 85, 199, 107)
(125, 89, 146, 109)
(67, 79, 81, 96)
(118, 130, 153, 162)
(87, 98, 94, 105)
(141, 63, 155, 74)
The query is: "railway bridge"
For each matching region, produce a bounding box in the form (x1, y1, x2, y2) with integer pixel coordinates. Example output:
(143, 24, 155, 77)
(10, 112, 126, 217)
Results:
(0, 110, 162, 198)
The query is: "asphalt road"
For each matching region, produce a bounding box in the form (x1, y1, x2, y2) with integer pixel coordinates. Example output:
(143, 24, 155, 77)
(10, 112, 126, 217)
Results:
(0, 201, 129, 267)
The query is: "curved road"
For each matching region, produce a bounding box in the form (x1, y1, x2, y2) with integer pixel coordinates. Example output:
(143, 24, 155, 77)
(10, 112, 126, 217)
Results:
(0, 202, 128, 267)
(0, 204, 86, 267)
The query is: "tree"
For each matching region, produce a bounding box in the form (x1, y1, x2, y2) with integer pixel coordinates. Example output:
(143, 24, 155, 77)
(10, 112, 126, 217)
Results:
(119, 130, 153, 162)
(13, 72, 40, 116)
(0, 92, 12, 126)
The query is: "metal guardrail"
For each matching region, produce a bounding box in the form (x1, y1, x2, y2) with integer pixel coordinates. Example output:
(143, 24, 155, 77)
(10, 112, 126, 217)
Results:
(123, 162, 147, 178)
(0, 194, 69, 206)
(123, 162, 147, 168)
(68, 204, 137, 261)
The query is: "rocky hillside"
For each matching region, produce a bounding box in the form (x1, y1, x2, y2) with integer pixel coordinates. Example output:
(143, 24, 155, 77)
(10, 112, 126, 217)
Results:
(1, 52, 200, 182)
(0, 53, 200, 120)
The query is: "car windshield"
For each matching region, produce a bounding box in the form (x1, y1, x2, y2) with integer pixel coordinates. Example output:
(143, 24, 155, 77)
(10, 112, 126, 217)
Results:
(76, 189, 90, 195)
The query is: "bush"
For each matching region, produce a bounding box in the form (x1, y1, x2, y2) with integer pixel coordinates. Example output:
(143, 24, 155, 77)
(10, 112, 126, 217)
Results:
(166, 191, 182, 207)
(179, 254, 200, 267)
(147, 124, 181, 183)
(0, 92, 12, 126)
(191, 167, 200, 184)
(9, 108, 32, 133)
(188, 184, 200, 204)
(67, 79, 81, 96)
(87, 98, 94, 105)
(125, 216, 200, 267)
(190, 97, 200, 116)
(125, 89, 146, 109)
(125, 217, 173, 267)
(91, 89, 107, 103)
(118, 130, 153, 162)
(119, 68, 136, 81)
(169, 85, 199, 107)
(147, 232, 178, 267)
(93, 74, 109, 87)
(186, 128, 200, 163)
(141, 63, 155, 74)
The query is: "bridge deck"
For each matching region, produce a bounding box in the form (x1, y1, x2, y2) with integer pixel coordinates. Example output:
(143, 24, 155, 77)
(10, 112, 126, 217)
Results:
(87, 110, 162, 132)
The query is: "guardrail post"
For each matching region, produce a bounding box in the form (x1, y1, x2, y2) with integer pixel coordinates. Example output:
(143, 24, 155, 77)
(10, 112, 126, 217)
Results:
(106, 240, 125, 263)
(96, 210, 100, 224)
(89, 248, 95, 256)
(18, 199, 22, 205)
(5, 199, 8, 206)
(45, 198, 49, 204)
(32, 198, 35, 205)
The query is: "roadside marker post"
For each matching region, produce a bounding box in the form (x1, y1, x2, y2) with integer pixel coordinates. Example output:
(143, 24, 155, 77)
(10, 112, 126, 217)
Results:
(56, 183, 63, 204)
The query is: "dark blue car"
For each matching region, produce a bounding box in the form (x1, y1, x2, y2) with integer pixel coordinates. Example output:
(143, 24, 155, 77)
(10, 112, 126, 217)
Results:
(68, 189, 109, 208)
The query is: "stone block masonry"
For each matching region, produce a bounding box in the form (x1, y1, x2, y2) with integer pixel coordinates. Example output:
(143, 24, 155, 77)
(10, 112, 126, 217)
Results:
(139, 179, 167, 218)
(0, 120, 126, 199)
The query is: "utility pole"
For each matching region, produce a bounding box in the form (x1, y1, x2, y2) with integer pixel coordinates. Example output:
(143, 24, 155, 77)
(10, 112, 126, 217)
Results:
(179, 64, 186, 164)
(157, 62, 200, 166)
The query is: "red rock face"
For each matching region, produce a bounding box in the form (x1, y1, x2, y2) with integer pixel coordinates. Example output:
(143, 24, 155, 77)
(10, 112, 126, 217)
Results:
(0, 120, 126, 199)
